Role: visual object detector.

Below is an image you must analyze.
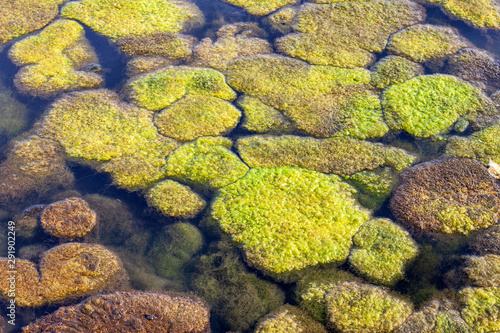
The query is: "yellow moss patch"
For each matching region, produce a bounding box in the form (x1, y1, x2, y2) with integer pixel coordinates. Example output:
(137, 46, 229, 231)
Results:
(221, 0, 299, 16)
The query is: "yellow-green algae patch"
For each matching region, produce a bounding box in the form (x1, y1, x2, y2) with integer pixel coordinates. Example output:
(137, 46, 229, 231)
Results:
(226, 55, 388, 139)
(61, 0, 204, 39)
(460, 287, 500, 333)
(128, 66, 237, 111)
(145, 180, 206, 218)
(221, 0, 299, 16)
(370, 56, 424, 90)
(422, 0, 500, 29)
(275, 0, 425, 68)
(255, 305, 328, 333)
(0, 0, 65, 46)
(166, 137, 249, 190)
(446, 123, 500, 164)
(8, 19, 103, 98)
(387, 24, 469, 63)
(237, 96, 294, 134)
(211, 167, 370, 281)
(115, 32, 197, 59)
(237, 135, 416, 176)
(382, 74, 491, 138)
(153, 95, 241, 141)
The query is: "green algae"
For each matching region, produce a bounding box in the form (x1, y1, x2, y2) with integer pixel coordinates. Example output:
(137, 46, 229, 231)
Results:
(128, 66, 237, 111)
(446, 123, 500, 164)
(211, 167, 370, 281)
(264, 6, 298, 34)
(237, 96, 294, 134)
(115, 32, 197, 59)
(370, 56, 425, 90)
(220, 0, 299, 16)
(460, 287, 500, 333)
(423, 0, 500, 29)
(255, 305, 328, 333)
(8, 19, 103, 97)
(61, 0, 204, 39)
(463, 255, 500, 288)
(343, 168, 397, 210)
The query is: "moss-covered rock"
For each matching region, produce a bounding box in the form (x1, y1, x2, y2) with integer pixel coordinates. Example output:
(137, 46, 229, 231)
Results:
(325, 281, 413, 333)
(8, 19, 103, 97)
(237, 96, 294, 134)
(460, 287, 500, 333)
(153, 95, 241, 141)
(255, 305, 328, 333)
(115, 32, 196, 60)
(125, 56, 177, 76)
(128, 66, 237, 111)
(343, 168, 397, 210)
(422, 0, 500, 29)
(348, 218, 419, 286)
(264, 6, 298, 34)
(211, 167, 370, 281)
(221, 0, 299, 16)
(227, 55, 388, 139)
(190, 23, 273, 72)
(382, 74, 492, 138)
(166, 137, 249, 190)
(446, 123, 500, 164)
(275, 0, 425, 68)
(462, 255, 500, 288)
(61, 0, 204, 39)
(370, 55, 424, 90)
(237, 135, 416, 176)
(390, 157, 500, 235)
(387, 24, 468, 63)
(145, 180, 206, 218)
(469, 225, 500, 256)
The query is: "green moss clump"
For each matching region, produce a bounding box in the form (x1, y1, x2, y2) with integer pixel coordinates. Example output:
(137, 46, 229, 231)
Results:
(446, 123, 500, 163)
(153, 95, 241, 141)
(275, 0, 425, 68)
(343, 168, 397, 210)
(237, 96, 294, 134)
(370, 56, 424, 90)
(382, 74, 490, 138)
(348, 218, 419, 287)
(128, 66, 237, 111)
(460, 287, 500, 332)
(423, 0, 500, 29)
(8, 19, 103, 97)
(463, 255, 500, 288)
(0, 0, 64, 45)
(387, 24, 468, 63)
(255, 305, 328, 333)
(145, 180, 206, 218)
(264, 6, 298, 34)
(325, 282, 413, 333)
(115, 32, 197, 59)
(61, 0, 204, 39)
(148, 223, 203, 279)
(211, 167, 370, 281)
(220, 0, 299, 16)
(237, 135, 416, 176)
(166, 137, 249, 190)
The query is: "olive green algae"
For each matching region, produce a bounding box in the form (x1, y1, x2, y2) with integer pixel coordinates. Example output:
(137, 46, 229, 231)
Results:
(343, 168, 397, 210)
(220, 0, 299, 16)
(370, 56, 424, 90)
(128, 66, 237, 111)
(61, 0, 204, 39)
(237, 96, 294, 134)
(115, 32, 197, 60)
(255, 305, 328, 333)
(460, 287, 500, 332)
(8, 19, 103, 97)
(421, 0, 500, 29)
(211, 167, 370, 281)
(446, 122, 500, 164)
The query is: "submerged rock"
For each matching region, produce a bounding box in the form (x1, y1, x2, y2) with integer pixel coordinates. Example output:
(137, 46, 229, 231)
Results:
(446, 122, 500, 164)
(115, 32, 197, 60)
(370, 55, 424, 90)
(221, 0, 299, 16)
(255, 305, 328, 333)
(469, 225, 500, 256)
(462, 255, 500, 288)
(237, 96, 294, 134)
(459, 287, 500, 333)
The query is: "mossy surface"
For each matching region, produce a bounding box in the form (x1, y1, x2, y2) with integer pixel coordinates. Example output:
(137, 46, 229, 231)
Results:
(446, 123, 500, 163)
(227, 55, 388, 139)
(8, 19, 103, 97)
(275, 0, 425, 68)
(469, 225, 500, 256)
(463, 255, 500, 288)
(61, 0, 204, 39)
(145, 179, 206, 218)
(343, 168, 397, 210)
(382, 74, 490, 138)
(387, 24, 468, 62)
(221, 0, 299, 16)
(211, 167, 370, 280)
(460, 287, 500, 333)
(115, 32, 196, 59)
(370, 55, 424, 89)
(265, 6, 298, 34)
(423, 0, 500, 29)
(154, 95, 241, 141)
(237, 135, 416, 176)
(166, 137, 249, 190)
(255, 305, 328, 333)
(237, 96, 294, 134)
(348, 218, 419, 286)
(128, 66, 237, 111)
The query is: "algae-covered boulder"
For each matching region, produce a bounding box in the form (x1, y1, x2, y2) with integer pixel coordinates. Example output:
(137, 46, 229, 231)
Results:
(325, 281, 413, 333)
(390, 157, 500, 235)
(8, 19, 103, 97)
(227, 55, 388, 139)
(275, 0, 425, 68)
(421, 0, 500, 29)
(22, 291, 210, 333)
(237, 135, 416, 176)
(460, 287, 500, 333)
(190, 23, 273, 72)
(255, 305, 328, 333)
(462, 255, 500, 288)
(154, 95, 241, 141)
(221, 0, 299, 16)
(343, 168, 397, 210)
(370, 55, 424, 90)
(0, 243, 127, 307)
(0, 0, 65, 46)
(469, 225, 500, 256)
(145, 180, 206, 218)
(387, 24, 468, 63)
(166, 137, 249, 190)
(382, 74, 492, 138)
(115, 32, 197, 60)
(38, 89, 179, 190)
(128, 66, 236, 111)
(348, 218, 419, 286)
(211, 167, 370, 281)
(237, 96, 294, 134)
(446, 123, 500, 164)
(61, 0, 204, 39)
(264, 6, 298, 34)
